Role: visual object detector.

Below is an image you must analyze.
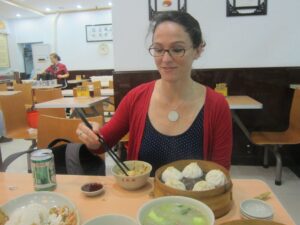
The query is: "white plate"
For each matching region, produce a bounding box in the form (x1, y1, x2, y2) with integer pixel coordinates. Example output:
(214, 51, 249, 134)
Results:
(240, 199, 273, 219)
(0, 191, 80, 225)
(83, 214, 137, 225)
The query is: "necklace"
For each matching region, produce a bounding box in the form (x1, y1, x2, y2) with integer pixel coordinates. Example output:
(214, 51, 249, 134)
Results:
(167, 101, 184, 122)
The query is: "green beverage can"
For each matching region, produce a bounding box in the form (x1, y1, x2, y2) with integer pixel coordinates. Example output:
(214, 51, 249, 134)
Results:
(31, 149, 56, 191)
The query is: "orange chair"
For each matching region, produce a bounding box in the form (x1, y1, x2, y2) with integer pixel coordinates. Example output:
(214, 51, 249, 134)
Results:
(35, 88, 66, 117)
(0, 83, 7, 91)
(13, 83, 33, 110)
(251, 89, 300, 185)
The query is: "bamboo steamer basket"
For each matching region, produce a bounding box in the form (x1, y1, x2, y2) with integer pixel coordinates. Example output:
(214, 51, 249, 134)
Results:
(154, 160, 233, 218)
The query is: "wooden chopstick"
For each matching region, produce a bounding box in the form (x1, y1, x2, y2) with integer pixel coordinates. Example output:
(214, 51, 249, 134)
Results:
(75, 108, 129, 176)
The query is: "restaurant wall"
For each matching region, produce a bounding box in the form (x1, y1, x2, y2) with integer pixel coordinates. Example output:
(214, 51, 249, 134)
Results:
(2, 10, 113, 74)
(112, 0, 300, 71)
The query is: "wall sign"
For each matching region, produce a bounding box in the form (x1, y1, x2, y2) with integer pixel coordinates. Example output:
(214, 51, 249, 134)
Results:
(227, 0, 267, 17)
(148, 0, 187, 20)
(85, 24, 113, 42)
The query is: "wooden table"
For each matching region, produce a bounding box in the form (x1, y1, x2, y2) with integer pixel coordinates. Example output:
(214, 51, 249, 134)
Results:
(290, 84, 300, 89)
(0, 174, 295, 225)
(34, 96, 108, 117)
(0, 91, 21, 96)
(67, 79, 89, 85)
(226, 96, 263, 142)
(226, 96, 263, 109)
(32, 84, 62, 89)
(62, 89, 114, 97)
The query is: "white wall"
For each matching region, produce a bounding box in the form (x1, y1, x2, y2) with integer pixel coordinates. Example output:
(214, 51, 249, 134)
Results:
(2, 9, 113, 74)
(113, 0, 300, 71)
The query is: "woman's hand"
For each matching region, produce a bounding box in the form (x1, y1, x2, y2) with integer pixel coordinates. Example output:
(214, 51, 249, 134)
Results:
(76, 122, 101, 150)
(57, 75, 63, 79)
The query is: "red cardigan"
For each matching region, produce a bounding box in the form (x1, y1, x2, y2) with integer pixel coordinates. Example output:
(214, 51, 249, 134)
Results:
(100, 81, 232, 170)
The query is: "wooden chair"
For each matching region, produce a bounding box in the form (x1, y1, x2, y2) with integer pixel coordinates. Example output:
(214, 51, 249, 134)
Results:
(0, 92, 36, 140)
(37, 114, 104, 160)
(13, 83, 33, 110)
(35, 88, 66, 117)
(0, 83, 7, 91)
(250, 89, 300, 185)
(104, 80, 115, 116)
(0, 92, 37, 171)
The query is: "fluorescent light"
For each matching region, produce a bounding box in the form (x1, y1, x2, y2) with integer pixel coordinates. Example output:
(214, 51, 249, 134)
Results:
(45, 7, 51, 12)
(16, 13, 21, 17)
(108, 2, 112, 6)
(76, 4, 82, 9)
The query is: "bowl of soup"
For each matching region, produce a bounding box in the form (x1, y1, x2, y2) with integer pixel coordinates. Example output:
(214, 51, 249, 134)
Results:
(137, 196, 215, 225)
(111, 160, 152, 190)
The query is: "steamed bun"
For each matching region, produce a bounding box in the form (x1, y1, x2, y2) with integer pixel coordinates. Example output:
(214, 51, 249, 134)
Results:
(182, 162, 203, 179)
(205, 169, 226, 187)
(162, 166, 183, 182)
(192, 180, 215, 191)
(165, 178, 186, 190)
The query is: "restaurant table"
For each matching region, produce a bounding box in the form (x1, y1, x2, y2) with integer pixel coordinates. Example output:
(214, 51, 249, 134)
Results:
(34, 96, 108, 117)
(226, 96, 263, 142)
(290, 84, 300, 89)
(0, 91, 21, 96)
(67, 79, 89, 85)
(32, 84, 62, 89)
(0, 173, 295, 225)
(62, 88, 114, 97)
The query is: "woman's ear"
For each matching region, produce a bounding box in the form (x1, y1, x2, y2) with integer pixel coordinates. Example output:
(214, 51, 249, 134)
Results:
(193, 46, 203, 60)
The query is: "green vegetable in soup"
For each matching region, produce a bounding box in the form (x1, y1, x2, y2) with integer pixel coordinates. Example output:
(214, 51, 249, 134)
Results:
(142, 203, 209, 225)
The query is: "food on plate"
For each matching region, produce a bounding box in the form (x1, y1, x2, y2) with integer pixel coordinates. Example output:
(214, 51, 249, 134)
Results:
(1, 203, 77, 225)
(0, 209, 8, 225)
(165, 178, 186, 191)
(205, 169, 227, 187)
(192, 181, 215, 191)
(182, 162, 203, 179)
(161, 162, 228, 191)
(142, 202, 208, 225)
(161, 166, 183, 182)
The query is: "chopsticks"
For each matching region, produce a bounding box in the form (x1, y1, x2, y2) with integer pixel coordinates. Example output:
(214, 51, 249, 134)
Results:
(75, 108, 130, 176)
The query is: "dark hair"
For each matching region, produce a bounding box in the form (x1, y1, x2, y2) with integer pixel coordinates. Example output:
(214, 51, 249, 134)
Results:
(50, 53, 61, 61)
(151, 11, 206, 48)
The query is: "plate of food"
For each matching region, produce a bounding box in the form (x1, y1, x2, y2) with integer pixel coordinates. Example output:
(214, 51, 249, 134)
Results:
(0, 191, 79, 225)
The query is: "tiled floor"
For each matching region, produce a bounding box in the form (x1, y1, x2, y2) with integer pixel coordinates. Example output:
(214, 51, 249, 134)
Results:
(1, 139, 300, 224)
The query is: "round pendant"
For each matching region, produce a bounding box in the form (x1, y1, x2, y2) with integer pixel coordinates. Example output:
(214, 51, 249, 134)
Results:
(168, 110, 179, 122)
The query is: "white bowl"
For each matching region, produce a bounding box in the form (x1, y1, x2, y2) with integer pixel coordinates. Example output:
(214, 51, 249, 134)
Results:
(81, 182, 105, 197)
(240, 199, 273, 219)
(111, 160, 152, 190)
(83, 214, 137, 225)
(137, 196, 215, 225)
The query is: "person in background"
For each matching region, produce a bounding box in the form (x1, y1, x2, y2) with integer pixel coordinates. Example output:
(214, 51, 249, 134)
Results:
(76, 11, 232, 174)
(0, 111, 12, 143)
(44, 53, 69, 88)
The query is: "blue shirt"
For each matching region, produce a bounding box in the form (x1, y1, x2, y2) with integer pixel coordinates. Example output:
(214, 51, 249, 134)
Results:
(139, 107, 204, 175)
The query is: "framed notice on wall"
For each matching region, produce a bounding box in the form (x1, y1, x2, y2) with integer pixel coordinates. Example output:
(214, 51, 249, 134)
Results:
(0, 33, 10, 68)
(85, 24, 113, 42)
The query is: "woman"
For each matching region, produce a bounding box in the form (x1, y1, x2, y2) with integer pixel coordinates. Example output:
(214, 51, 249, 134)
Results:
(45, 53, 69, 87)
(77, 12, 232, 172)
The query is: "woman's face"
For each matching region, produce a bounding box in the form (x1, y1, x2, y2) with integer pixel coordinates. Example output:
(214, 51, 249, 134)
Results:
(151, 21, 202, 83)
(50, 55, 58, 64)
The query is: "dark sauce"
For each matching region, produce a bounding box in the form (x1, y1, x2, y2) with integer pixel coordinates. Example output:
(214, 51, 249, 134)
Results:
(82, 183, 103, 192)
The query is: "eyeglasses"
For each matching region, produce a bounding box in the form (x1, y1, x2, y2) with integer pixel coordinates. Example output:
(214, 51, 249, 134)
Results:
(149, 46, 191, 58)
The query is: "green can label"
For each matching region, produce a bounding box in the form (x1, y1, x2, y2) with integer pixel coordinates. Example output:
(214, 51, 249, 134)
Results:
(31, 149, 56, 191)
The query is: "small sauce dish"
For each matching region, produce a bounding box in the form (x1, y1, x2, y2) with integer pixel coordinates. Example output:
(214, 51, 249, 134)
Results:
(81, 182, 104, 197)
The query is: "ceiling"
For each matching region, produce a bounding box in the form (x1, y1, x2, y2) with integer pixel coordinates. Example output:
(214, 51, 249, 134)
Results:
(0, 0, 112, 20)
